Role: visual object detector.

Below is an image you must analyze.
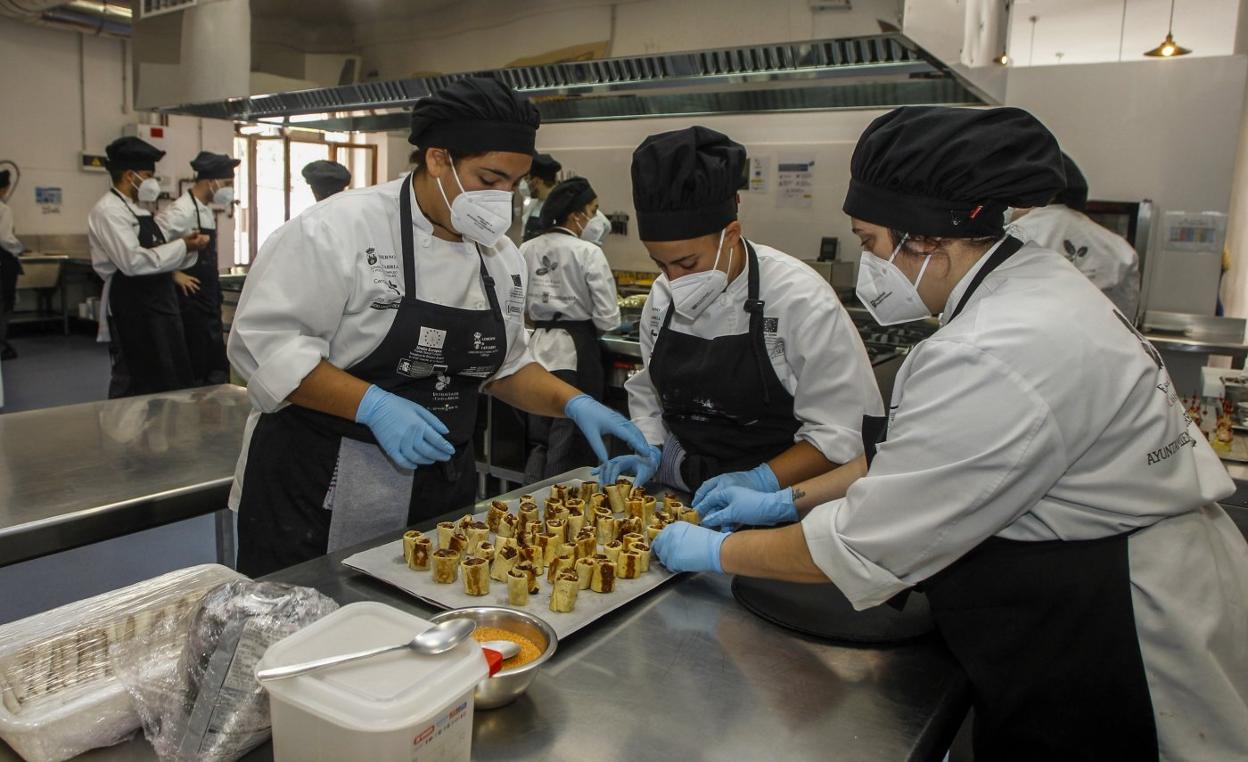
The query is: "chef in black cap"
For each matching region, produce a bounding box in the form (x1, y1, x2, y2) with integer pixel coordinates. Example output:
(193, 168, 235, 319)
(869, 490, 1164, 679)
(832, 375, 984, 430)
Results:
(599, 125, 881, 500)
(228, 77, 653, 576)
(1009, 152, 1141, 319)
(519, 176, 620, 480)
(157, 150, 239, 386)
(0, 169, 23, 360)
(301, 160, 352, 202)
(654, 106, 1248, 760)
(521, 152, 561, 241)
(88, 136, 208, 397)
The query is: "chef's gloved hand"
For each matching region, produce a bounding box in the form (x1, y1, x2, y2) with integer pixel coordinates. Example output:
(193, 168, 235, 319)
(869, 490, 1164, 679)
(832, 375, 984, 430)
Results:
(593, 445, 662, 487)
(565, 394, 654, 464)
(692, 462, 780, 507)
(355, 385, 455, 470)
(696, 487, 797, 531)
(652, 521, 726, 574)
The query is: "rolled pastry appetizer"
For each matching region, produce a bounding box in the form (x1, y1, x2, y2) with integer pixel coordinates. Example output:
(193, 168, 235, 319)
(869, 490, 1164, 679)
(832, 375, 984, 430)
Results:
(603, 540, 624, 564)
(522, 543, 544, 572)
(646, 524, 663, 543)
(628, 541, 651, 573)
(546, 547, 576, 583)
(520, 494, 536, 504)
(550, 570, 579, 613)
(551, 483, 568, 503)
(538, 531, 564, 567)
(589, 493, 608, 511)
(461, 557, 490, 596)
(591, 559, 617, 593)
(575, 557, 595, 589)
(519, 503, 540, 533)
(491, 544, 520, 582)
(627, 498, 644, 520)
(496, 535, 519, 553)
(592, 504, 612, 528)
(605, 482, 628, 514)
(566, 507, 586, 538)
(618, 516, 643, 541)
(663, 494, 682, 510)
(574, 528, 598, 559)
(409, 535, 433, 571)
(466, 521, 490, 555)
(515, 561, 541, 593)
(447, 531, 469, 558)
(642, 497, 658, 527)
(621, 532, 646, 552)
(402, 530, 423, 566)
(544, 496, 563, 520)
(458, 514, 476, 531)
(497, 511, 520, 539)
(545, 517, 568, 543)
(578, 481, 599, 501)
(432, 549, 459, 584)
(487, 501, 509, 533)
(507, 567, 529, 606)
(680, 508, 700, 525)
(596, 516, 619, 546)
(475, 541, 496, 563)
(617, 549, 642, 579)
(436, 521, 456, 549)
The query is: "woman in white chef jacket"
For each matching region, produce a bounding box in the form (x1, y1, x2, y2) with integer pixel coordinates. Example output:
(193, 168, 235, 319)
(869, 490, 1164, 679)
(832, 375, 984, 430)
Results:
(520, 176, 621, 480)
(662, 106, 1248, 760)
(598, 125, 882, 498)
(227, 78, 653, 576)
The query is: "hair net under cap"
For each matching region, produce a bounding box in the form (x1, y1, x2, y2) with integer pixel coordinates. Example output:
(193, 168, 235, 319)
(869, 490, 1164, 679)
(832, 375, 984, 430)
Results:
(631, 125, 746, 242)
(408, 77, 540, 156)
(843, 106, 1065, 237)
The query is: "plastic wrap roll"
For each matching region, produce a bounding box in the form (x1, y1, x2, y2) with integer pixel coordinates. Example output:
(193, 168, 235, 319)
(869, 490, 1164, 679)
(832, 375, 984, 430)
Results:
(461, 558, 490, 596)
(491, 545, 520, 582)
(432, 550, 459, 584)
(574, 558, 595, 590)
(591, 560, 617, 593)
(550, 572, 579, 613)
(506, 569, 529, 607)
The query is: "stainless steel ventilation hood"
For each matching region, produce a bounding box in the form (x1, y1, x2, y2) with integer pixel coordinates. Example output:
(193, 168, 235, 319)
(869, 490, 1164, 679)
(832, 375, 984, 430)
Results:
(134, 0, 1002, 130)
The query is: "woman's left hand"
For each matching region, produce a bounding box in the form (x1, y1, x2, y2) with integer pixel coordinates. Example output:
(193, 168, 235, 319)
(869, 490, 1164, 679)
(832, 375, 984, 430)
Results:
(564, 394, 654, 464)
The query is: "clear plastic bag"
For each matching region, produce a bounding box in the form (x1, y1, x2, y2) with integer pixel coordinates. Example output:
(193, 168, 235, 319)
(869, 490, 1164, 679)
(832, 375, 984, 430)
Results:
(112, 580, 338, 762)
(0, 564, 245, 762)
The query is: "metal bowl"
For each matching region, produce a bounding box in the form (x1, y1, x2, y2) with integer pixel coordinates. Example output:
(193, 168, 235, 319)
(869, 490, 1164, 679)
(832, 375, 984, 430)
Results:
(429, 606, 558, 710)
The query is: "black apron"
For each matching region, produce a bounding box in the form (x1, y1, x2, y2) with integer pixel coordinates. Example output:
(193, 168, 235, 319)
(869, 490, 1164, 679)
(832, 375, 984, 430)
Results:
(863, 236, 1159, 760)
(106, 189, 193, 397)
(177, 193, 228, 385)
(648, 240, 800, 492)
(236, 174, 507, 577)
(531, 232, 606, 402)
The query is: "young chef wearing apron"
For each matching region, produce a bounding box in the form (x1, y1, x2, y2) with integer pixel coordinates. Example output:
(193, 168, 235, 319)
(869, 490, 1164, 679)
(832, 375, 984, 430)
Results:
(1009, 153, 1141, 320)
(157, 151, 238, 386)
(660, 106, 1248, 760)
(520, 176, 620, 481)
(87, 136, 207, 397)
(227, 78, 654, 577)
(521, 153, 560, 242)
(599, 126, 882, 495)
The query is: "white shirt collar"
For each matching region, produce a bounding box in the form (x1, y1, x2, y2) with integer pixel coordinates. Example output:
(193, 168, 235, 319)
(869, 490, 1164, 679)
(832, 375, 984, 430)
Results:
(407, 178, 435, 236)
(939, 236, 1008, 326)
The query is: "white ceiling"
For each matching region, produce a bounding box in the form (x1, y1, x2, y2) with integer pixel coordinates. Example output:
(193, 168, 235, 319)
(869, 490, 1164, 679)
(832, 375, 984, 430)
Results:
(1006, 0, 1240, 66)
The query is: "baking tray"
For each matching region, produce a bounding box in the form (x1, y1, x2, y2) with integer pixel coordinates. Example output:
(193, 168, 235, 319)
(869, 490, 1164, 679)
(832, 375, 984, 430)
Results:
(343, 468, 681, 640)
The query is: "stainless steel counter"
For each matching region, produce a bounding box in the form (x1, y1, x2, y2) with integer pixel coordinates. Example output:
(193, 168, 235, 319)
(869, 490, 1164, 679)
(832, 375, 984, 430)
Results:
(599, 333, 642, 360)
(0, 385, 251, 566)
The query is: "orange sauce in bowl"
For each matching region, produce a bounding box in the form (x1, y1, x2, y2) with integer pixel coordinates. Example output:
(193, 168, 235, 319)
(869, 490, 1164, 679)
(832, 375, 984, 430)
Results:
(472, 626, 543, 671)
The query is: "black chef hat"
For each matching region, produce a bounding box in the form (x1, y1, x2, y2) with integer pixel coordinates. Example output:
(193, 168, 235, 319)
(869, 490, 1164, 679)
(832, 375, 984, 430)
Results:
(540, 177, 597, 230)
(529, 153, 561, 183)
(1053, 153, 1088, 211)
(631, 126, 745, 242)
(190, 151, 240, 180)
(0, 170, 9, 188)
(843, 106, 1065, 238)
(105, 136, 165, 173)
(301, 160, 351, 194)
(408, 77, 540, 156)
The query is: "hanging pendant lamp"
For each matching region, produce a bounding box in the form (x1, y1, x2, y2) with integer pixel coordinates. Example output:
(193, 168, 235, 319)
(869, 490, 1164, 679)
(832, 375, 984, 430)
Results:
(1144, 0, 1192, 57)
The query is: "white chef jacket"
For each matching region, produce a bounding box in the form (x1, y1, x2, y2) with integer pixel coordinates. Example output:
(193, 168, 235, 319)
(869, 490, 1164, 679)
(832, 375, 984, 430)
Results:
(802, 240, 1248, 758)
(0, 200, 23, 256)
(87, 190, 197, 342)
(625, 241, 883, 465)
(520, 229, 620, 373)
(1009, 204, 1140, 319)
(156, 191, 216, 241)
(227, 177, 535, 508)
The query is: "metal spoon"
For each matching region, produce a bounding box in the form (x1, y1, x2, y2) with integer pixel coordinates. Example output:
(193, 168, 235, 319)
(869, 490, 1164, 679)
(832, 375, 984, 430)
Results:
(256, 619, 476, 681)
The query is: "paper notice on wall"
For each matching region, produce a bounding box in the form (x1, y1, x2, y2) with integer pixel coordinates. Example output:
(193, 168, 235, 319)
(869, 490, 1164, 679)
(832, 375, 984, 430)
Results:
(36, 187, 62, 215)
(776, 156, 814, 208)
(747, 156, 770, 193)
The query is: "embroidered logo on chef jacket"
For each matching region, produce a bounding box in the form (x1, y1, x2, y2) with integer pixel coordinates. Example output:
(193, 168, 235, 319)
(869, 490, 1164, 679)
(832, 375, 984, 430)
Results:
(506, 272, 526, 317)
(763, 316, 783, 359)
(511, 274, 522, 288)
(366, 248, 377, 266)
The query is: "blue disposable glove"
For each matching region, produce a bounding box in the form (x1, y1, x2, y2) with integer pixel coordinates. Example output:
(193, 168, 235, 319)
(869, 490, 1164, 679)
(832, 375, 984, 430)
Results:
(355, 385, 455, 470)
(652, 521, 727, 574)
(564, 394, 654, 464)
(593, 445, 661, 487)
(696, 486, 798, 531)
(692, 462, 780, 507)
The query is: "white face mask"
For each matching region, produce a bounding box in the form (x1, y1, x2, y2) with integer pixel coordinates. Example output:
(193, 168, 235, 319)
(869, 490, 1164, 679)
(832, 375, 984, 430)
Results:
(518, 179, 532, 198)
(580, 210, 611, 244)
(670, 229, 731, 322)
(436, 157, 513, 247)
(131, 174, 161, 203)
(855, 235, 933, 326)
(212, 184, 235, 206)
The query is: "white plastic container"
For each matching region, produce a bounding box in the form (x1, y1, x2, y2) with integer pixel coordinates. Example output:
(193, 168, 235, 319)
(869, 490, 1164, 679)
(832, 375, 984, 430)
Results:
(256, 601, 487, 762)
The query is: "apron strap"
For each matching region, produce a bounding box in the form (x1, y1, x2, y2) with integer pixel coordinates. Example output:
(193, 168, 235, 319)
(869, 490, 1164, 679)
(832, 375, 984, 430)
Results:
(742, 240, 772, 404)
(948, 236, 1025, 321)
(110, 188, 146, 226)
(110, 188, 167, 246)
(475, 246, 504, 324)
(191, 191, 204, 233)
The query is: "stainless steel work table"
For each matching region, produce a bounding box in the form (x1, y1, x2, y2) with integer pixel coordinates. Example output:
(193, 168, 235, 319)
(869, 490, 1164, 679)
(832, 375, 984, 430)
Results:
(0, 385, 251, 567)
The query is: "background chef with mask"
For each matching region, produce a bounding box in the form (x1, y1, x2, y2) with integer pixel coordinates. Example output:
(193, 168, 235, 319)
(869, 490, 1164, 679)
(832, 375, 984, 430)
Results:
(88, 136, 207, 397)
(1009, 152, 1141, 320)
(227, 77, 654, 576)
(301, 159, 352, 202)
(0, 169, 24, 360)
(599, 125, 882, 496)
(521, 152, 560, 241)
(157, 151, 238, 386)
(520, 176, 620, 481)
(661, 106, 1248, 760)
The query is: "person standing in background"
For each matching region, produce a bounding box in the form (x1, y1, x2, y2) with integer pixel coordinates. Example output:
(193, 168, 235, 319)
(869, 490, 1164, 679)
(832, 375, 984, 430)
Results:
(88, 136, 207, 397)
(0, 170, 24, 360)
(301, 160, 352, 202)
(521, 152, 561, 241)
(157, 151, 238, 386)
(521, 176, 620, 480)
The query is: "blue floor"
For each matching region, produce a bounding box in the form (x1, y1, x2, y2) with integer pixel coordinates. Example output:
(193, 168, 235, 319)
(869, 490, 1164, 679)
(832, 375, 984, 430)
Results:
(0, 332, 112, 412)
